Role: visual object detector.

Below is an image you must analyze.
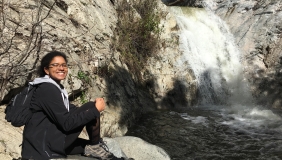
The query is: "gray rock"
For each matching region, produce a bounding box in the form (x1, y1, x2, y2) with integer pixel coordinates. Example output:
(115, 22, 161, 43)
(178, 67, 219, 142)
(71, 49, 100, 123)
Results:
(47, 137, 171, 160)
(113, 136, 170, 160)
(102, 137, 128, 158)
(51, 155, 97, 160)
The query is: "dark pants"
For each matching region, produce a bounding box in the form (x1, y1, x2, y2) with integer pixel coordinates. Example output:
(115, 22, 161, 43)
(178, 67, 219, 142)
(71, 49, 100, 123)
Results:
(64, 102, 101, 155)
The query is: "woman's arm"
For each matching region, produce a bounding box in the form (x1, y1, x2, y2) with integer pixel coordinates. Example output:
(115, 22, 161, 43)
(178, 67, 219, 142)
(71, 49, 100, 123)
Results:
(36, 83, 100, 131)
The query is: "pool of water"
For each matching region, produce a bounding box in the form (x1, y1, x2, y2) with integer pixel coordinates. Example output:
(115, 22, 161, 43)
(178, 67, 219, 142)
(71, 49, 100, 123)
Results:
(126, 106, 282, 160)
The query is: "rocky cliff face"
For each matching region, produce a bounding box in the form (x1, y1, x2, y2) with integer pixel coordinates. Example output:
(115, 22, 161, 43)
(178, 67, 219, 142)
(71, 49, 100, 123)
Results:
(1, 0, 123, 136)
(0, 0, 156, 139)
(0, 0, 116, 103)
(0, 0, 126, 158)
(145, 11, 198, 109)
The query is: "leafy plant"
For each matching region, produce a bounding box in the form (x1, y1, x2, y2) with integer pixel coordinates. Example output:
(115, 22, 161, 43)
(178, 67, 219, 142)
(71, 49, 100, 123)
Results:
(77, 70, 90, 84)
(80, 91, 88, 104)
(77, 70, 90, 104)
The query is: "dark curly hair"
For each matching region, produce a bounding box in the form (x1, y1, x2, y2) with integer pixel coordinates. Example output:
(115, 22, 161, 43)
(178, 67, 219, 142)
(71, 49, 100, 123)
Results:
(37, 51, 68, 77)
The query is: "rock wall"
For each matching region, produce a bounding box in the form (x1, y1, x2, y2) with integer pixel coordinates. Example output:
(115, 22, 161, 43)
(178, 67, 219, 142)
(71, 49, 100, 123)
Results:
(144, 7, 198, 109)
(0, 0, 131, 158)
(0, 0, 116, 101)
(0, 0, 157, 139)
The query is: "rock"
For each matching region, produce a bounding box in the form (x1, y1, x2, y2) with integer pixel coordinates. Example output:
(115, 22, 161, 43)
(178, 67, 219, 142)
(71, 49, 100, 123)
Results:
(65, 134, 171, 160)
(102, 137, 128, 158)
(0, 0, 158, 140)
(52, 155, 97, 160)
(113, 136, 170, 160)
(51, 136, 171, 160)
(0, 106, 22, 159)
(0, 154, 13, 160)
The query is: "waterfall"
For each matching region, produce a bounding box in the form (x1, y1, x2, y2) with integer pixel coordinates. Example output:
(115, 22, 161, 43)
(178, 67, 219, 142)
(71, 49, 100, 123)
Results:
(170, 7, 253, 106)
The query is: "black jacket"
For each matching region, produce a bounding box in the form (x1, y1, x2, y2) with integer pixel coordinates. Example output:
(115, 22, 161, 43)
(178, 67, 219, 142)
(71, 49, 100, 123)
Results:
(21, 83, 100, 160)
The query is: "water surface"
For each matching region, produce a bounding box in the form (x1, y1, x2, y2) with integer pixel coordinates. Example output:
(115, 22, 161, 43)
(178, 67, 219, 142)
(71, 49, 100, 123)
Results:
(126, 106, 282, 160)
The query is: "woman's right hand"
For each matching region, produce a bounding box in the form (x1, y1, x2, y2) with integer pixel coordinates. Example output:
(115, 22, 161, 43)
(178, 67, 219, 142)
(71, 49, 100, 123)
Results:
(95, 98, 105, 112)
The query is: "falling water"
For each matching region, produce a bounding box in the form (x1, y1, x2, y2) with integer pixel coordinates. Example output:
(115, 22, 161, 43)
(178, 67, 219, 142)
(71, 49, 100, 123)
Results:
(172, 7, 253, 106)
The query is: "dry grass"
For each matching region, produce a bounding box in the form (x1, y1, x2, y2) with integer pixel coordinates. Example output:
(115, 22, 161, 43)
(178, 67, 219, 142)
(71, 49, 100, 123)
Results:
(113, 0, 162, 82)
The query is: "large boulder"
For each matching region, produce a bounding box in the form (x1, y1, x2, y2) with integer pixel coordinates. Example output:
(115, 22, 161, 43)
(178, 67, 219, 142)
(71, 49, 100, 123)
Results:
(58, 137, 171, 160)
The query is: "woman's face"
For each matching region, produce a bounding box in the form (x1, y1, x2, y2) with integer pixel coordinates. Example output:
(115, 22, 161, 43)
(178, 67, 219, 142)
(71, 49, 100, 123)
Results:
(44, 56, 68, 83)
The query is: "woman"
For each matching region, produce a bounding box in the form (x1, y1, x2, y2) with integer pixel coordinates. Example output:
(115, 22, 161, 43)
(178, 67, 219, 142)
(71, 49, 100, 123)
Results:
(21, 51, 123, 160)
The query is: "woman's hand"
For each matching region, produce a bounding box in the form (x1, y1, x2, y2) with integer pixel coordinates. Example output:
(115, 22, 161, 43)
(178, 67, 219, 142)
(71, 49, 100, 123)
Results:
(95, 98, 105, 112)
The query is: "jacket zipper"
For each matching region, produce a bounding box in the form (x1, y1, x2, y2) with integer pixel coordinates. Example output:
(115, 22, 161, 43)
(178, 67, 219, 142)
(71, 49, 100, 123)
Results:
(43, 124, 50, 158)
(22, 85, 31, 105)
(12, 95, 18, 106)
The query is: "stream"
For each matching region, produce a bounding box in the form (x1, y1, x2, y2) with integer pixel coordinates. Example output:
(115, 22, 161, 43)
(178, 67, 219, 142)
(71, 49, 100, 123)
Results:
(126, 106, 282, 160)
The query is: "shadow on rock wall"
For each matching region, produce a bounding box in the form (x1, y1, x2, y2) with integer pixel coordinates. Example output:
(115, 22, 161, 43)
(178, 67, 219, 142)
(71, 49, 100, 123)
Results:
(103, 64, 157, 127)
(252, 65, 282, 108)
(0, 73, 34, 105)
(161, 0, 203, 7)
(103, 63, 197, 127)
(160, 79, 191, 108)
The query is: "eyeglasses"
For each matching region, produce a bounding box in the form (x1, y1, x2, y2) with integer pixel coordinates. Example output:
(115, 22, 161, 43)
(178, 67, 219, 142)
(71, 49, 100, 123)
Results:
(49, 63, 68, 69)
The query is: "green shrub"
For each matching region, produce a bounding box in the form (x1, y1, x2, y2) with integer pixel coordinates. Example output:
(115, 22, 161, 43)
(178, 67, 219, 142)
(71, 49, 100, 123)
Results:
(80, 91, 88, 104)
(114, 0, 162, 82)
(77, 70, 90, 84)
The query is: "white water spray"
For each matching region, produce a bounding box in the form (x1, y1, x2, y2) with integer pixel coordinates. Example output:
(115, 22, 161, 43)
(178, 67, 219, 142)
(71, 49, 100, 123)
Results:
(170, 7, 253, 106)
